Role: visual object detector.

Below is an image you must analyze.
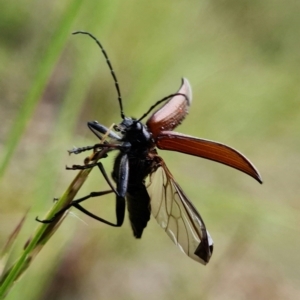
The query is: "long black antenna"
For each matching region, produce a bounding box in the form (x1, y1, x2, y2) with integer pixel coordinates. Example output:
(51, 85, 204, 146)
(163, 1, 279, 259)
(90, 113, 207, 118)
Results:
(73, 31, 125, 119)
(136, 93, 188, 122)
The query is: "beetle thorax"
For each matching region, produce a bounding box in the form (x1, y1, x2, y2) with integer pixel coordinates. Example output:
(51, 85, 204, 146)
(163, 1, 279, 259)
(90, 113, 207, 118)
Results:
(116, 117, 152, 150)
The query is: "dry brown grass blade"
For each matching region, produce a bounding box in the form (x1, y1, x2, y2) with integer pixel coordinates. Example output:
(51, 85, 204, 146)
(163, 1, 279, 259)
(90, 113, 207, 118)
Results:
(0, 212, 28, 277)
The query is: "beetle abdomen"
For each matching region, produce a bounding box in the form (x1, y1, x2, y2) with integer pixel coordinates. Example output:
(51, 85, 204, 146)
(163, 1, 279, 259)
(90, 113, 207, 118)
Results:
(126, 184, 151, 238)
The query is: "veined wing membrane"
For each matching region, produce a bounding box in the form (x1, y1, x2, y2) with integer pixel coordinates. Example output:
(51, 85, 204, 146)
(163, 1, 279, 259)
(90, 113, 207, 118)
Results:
(146, 158, 213, 264)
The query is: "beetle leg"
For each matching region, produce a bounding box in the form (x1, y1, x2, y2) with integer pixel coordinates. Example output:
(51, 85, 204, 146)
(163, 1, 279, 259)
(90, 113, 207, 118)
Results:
(37, 189, 125, 227)
(36, 190, 113, 223)
(37, 161, 124, 225)
(97, 162, 118, 194)
(68, 142, 130, 155)
(72, 199, 125, 226)
(73, 155, 128, 226)
(88, 121, 121, 140)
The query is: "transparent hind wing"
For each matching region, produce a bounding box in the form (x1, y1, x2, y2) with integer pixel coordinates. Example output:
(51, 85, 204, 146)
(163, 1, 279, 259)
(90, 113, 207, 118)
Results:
(146, 159, 213, 264)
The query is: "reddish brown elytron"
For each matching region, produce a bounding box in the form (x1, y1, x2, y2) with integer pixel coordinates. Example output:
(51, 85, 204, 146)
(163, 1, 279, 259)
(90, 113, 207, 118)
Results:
(147, 79, 192, 137)
(147, 78, 262, 183)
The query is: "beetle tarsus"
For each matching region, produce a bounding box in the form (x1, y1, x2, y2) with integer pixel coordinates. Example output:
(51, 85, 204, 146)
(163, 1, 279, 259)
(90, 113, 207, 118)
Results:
(35, 216, 55, 224)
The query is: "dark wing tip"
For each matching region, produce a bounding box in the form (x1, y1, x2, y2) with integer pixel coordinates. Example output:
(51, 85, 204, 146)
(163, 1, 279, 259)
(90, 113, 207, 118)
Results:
(254, 169, 263, 184)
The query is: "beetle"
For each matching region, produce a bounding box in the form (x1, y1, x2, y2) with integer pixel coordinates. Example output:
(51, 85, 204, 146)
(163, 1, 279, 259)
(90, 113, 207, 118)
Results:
(38, 31, 262, 265)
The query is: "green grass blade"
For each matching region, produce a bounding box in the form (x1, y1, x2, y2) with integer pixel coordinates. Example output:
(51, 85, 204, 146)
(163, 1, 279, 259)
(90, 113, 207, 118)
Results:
(0, 0, 84, 179)
(0, 148, 108, 298)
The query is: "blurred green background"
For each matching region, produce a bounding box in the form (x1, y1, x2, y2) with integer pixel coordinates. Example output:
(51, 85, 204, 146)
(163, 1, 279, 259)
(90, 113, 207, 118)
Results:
(1, 0, 299, 299)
